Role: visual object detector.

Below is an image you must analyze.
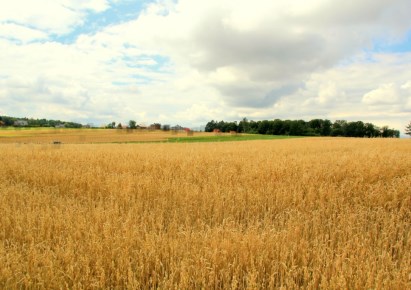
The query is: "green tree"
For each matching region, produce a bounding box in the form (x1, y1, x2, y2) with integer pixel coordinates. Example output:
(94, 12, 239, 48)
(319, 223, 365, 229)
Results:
(364, 123, 377, 137)
(282, 120, 292, 135)
(331, 120, 347, 136)
(289, 120, 307, 136)
(308, 119, 323, 135)
(129, 120, 137, 129)
(257, 120, 269, 134)
(321, 119, 332, 136)
(217, 120, 227, 132)
(346, 121, 365, 137)
(266, 120, 275, 135)
(205, 120, 217, 132)
(1, 116, 14, 126)
(381, 126, 390, 138)
(248, 120, 259, 133)
(106, 122, 116, 129)
(238, 118, 249, 133)
(272, 119, 283, 135)
(225, 121, 238, 132)
(405, 121, 411, 137)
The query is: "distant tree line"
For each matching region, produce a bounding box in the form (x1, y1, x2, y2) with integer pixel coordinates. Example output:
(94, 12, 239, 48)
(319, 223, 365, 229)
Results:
(105, 120, 189, 131)
(0, 115, 83, 128)
(205, 118, 400, 138)
(105, 121, 163, 129)
(405, 121, 411, 137)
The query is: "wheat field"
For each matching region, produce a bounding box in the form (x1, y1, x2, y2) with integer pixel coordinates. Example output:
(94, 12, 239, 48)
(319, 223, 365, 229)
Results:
(0, 128, 216, 144)
(0, 137, 410, 289)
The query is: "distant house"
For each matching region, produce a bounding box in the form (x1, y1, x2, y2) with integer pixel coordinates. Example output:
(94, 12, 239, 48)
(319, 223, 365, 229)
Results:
(149, 123, 161, 130)
(55, 124, 65, 128)
(185, 128, 193, 136)
(14, 120, 28, 127)
(171, 125, 184, 131)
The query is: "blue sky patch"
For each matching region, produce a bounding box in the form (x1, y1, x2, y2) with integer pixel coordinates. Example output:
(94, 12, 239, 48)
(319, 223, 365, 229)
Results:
(54, 0, 151, 44)
(371, 31, 411, 53)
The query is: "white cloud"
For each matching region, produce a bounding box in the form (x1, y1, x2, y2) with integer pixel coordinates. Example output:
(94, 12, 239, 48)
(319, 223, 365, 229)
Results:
(0, 23, 48, 43)
(107, 0, 411, 109)
(0, 0, 110, 37)
(66, 0, 110, 13)
(1, 0, 411, 133)
(363, 83, 402, 105)
(302, 81, 345, 107)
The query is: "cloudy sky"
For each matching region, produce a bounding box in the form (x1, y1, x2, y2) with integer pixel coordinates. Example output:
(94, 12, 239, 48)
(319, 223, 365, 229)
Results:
(1, 0, 411, 133)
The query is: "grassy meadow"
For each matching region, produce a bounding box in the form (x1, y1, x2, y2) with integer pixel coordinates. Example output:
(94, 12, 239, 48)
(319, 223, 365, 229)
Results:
(0, 131, 410, 289)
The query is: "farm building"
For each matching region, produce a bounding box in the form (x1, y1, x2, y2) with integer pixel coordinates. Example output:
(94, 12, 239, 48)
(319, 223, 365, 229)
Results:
(14, 120, 28, 126)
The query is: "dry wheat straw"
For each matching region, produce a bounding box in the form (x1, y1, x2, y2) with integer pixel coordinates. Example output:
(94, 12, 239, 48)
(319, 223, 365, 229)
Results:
(0, 138, 410, 289)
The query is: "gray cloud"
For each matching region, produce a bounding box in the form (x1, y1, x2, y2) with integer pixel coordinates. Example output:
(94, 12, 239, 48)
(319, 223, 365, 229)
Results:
(217, 83, 300, 108)
(1, 0, 411, 132)
(153, 0, 411, 108)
